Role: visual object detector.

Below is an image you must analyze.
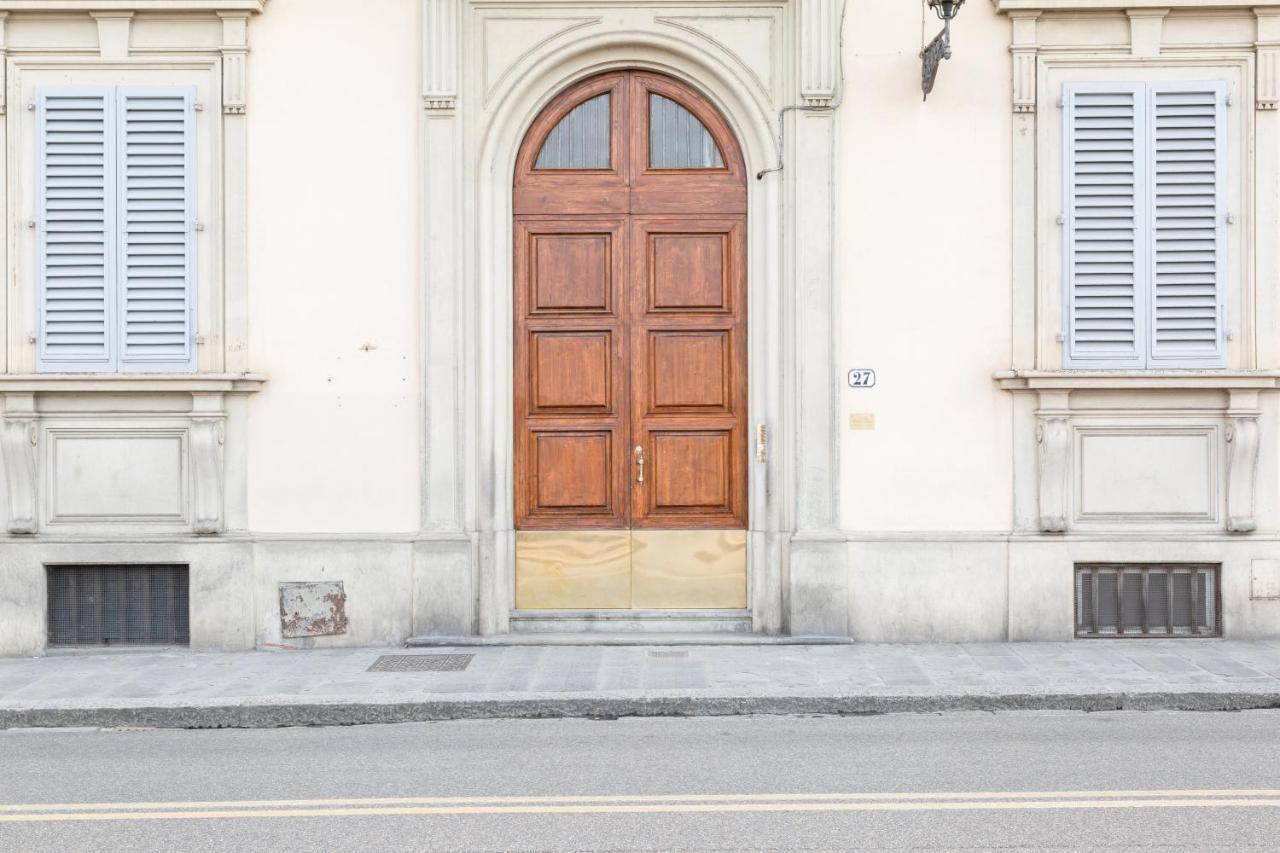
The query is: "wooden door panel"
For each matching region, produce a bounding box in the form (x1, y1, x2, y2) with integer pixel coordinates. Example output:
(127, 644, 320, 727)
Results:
(517, 422, 628, 527)
(529, 330, 614, 413)
(646, 330, 731, 413)
(529, 429, 619, 513)
(648, 233, 733, 312)
(515, 218, 628, 529)
(648, 430, 734, 514)
(630, 215, 746, 529)
(521, 221, 625, 315)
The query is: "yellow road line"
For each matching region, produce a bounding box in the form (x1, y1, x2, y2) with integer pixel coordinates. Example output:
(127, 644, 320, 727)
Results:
(2, 797, 1280, 823)
(4, 788, 1280, 814)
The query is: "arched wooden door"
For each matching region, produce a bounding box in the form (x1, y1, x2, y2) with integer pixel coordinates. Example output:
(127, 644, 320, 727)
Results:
(513, 71, 748, 612)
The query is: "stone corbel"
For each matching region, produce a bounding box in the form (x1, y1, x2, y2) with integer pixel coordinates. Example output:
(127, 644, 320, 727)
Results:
(189, 393, 226, 535)
(1, 393, 37, 534)
(422, 0, 457, 111)
(799, 0, 841, 107)
(1009, 12, 1039, 113)
(1035, 390, 1071, 533)
(1225, 389, 1261, 533)
(218, 12, 250, 115)
(1257, 9, 1280, 110)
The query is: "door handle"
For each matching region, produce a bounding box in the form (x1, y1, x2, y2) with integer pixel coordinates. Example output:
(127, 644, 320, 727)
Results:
(634, 445, 645, 484)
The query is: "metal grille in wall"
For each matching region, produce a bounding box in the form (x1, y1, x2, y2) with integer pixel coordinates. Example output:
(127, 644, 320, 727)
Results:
(1075, 564, 1219, 638)
(47, 565, 190, 647)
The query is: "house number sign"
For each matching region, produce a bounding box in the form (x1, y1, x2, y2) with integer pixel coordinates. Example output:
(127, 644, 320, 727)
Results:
(847, 369, 877, 388)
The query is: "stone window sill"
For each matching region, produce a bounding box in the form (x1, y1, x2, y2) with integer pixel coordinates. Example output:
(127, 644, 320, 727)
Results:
(992, 0, 1280, 12)
(994, 370, 1280, 391)
(0, 1, 265, 11)
(0, 373, 266, 394)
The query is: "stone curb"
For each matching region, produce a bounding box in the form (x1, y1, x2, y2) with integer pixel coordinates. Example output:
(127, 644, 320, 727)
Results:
(3, 691, 1280, 729)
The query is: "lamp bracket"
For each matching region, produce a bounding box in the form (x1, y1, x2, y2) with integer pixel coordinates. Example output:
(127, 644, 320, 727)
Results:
(920, 19, 953, 100)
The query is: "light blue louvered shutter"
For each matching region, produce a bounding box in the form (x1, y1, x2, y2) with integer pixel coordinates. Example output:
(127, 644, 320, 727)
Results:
(1147, 82, 1226, 367)
(36, 88, 117, 372)
(116, 87, 196, 372)
(1063, 83, 1147, 368)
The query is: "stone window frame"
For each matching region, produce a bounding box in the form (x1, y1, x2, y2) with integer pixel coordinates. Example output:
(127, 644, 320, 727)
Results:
(0, 3, 261, 378)
(0, 4, 266, 539)
(994, 1, 1280, 375)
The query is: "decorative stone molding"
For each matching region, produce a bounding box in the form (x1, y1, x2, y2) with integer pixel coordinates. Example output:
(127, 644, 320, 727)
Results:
(90, 10, 132, 60)
(800, 0, 840, 106)
(422, 0, 457, 111)
(1225, 417, 1259, 532)
(219, 12, 249, 115)
(189, 393, 226, 535)
(1258, 10, 1280, 110)
(1226, 389, 1262, 533)
(1002, 374, 1276, 535)
(1, 393, 37, 534)
(1126, 8, 1166, 58)
(1009, 12, 1038, 114)
(1035, 404, 1070, 533)
(0, 13, 7, 117)
(0, 379, 260, 534)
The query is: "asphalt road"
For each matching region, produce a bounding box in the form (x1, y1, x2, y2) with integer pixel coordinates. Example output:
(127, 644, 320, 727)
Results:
(2, 711, 1279, 851)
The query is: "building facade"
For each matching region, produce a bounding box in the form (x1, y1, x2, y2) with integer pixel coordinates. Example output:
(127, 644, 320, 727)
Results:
(2, 0, 1280, 655)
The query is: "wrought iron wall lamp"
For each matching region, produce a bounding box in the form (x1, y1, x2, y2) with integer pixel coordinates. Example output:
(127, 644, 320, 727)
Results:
(920, 0, 965, 100)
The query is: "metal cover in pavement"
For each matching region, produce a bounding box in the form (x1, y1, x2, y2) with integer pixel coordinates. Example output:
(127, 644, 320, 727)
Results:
(368, 654, 474, 672)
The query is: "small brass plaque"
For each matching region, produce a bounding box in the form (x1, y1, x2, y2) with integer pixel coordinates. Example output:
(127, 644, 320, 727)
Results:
(848, 413, 876, 431)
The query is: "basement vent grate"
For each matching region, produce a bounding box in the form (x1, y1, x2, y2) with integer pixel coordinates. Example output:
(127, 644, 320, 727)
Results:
(1075, 564, 1220, 639)
(47, 565, 190, 647)
(368, 654, 474, 672)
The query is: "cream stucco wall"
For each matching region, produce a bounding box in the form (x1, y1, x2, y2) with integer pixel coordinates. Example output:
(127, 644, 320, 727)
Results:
(838, 2, 1014, 534)
(246, 0, 422, 533)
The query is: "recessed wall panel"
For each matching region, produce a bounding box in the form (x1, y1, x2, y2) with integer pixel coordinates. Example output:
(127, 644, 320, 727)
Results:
(48, 429, 187, 524)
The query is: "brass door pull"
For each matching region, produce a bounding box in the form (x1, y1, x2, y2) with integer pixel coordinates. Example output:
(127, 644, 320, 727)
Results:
(634, 445, 645, 484)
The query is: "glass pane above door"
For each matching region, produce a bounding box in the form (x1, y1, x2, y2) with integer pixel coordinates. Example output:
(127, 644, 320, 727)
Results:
(534, 93, 610, 169)
(649, 93, 724, 169)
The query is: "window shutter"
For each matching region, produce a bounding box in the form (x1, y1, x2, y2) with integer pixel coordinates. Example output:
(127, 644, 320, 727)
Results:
(116, 87, 196, 372)
(36, 88, 116, 372)
(1148, 83, 1225, 366)
(1063, 83, 1146, 368)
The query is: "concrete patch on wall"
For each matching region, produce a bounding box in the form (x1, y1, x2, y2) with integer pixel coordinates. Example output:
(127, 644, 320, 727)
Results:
(279, 581, 349, 638)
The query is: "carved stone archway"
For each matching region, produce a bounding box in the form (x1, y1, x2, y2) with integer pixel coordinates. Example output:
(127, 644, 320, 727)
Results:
(413, 0, 847, 637)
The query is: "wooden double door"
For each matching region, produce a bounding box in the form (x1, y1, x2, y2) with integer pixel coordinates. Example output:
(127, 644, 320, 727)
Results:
(513, 71, 748, 610)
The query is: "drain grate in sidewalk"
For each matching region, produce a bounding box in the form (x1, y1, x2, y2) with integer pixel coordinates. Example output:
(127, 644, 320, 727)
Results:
(368, 654, 474, 672)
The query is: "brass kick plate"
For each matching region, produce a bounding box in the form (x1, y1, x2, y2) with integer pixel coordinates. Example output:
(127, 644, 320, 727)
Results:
(515, 531, 631, 610)
(630, 530, 747, 609)
(515, 529, 748, 610)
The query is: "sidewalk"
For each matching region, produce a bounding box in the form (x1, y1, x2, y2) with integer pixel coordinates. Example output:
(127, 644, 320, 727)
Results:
(2, 640, 1280, 729)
